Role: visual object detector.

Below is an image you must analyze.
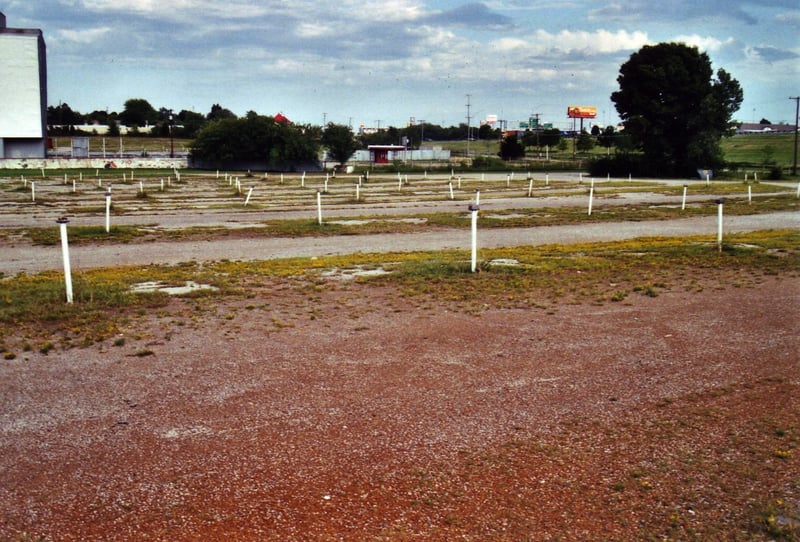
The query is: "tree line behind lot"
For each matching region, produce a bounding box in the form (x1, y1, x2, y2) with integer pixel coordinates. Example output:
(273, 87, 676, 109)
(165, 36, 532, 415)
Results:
(47, 99, 502, 147)
(357, 123, 501, 148)
(47, 100, 238, 139)
(189, 114, 320, 169)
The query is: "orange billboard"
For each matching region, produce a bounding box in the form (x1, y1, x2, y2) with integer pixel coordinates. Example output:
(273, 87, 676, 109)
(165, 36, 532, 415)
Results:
(567, 106, 597, 119)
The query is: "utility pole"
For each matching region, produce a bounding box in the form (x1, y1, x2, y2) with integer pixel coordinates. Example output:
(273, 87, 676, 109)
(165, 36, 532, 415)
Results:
(791, 96, 799, 176)
(532, 112, 541, 149)
(168, 110, 174, 158)
(466, 94, 472, 158)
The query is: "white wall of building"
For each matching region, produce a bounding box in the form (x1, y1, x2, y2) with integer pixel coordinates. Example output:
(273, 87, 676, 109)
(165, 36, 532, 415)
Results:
(351, 148, 451, 162)
(0, 33, 44, 138)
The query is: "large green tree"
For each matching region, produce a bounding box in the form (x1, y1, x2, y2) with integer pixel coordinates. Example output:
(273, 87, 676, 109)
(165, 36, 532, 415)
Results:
(119, 98, 159, 127)
(575, 132, 595, 154)
(498, 134, 525, 161)
(85, 109, 117, 125)
(47, 103, 83, 126)
(175, 109, 207, 138)
(597, 125, 616, 150)
(207, 103, 237, 122)
(538, 128, 562, 150)
(190, 115, 319, 169)
(611, 42, 742, 176)
(321, 123, 358, 168)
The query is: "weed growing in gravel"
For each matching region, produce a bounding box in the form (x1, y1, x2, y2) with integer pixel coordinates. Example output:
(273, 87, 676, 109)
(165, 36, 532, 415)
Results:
(773, 449, 792, 459)
(755, 498, 800, 540)
(610, 291, 629, 302)
(134, 349, 155, 357)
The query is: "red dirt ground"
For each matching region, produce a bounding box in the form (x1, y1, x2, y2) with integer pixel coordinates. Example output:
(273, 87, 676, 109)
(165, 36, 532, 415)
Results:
(1, 270, 798, 541)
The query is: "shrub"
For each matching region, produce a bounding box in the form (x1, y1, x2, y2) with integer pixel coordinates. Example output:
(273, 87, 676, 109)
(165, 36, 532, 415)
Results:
(471, 155, 506, 170)
(767, 165, 784, 180)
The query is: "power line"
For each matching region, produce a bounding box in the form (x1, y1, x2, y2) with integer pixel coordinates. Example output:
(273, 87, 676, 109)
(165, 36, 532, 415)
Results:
(465, 94, 472, 158)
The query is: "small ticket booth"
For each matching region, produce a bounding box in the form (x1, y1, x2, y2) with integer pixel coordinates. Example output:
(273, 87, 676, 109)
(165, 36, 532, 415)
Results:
(368, 145, 406, 164)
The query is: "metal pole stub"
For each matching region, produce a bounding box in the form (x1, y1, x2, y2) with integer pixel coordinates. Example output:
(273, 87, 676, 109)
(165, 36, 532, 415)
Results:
(56, 217, 73, 304)
(715, 198, 725, 252)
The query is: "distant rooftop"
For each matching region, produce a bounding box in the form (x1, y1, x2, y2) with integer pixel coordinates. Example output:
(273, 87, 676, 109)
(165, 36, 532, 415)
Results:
(736, 123, 797, 134)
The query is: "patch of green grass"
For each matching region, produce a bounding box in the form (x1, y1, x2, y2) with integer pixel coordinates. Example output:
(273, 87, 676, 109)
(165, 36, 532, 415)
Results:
(26, 225, 147, 245)
(0, 264, 202, 349)
(0, 231, 796, 350)
(262, 220, 349, 237)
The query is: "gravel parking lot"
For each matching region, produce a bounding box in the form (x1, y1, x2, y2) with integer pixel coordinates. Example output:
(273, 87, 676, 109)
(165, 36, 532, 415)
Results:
(1, 173, 798, 540)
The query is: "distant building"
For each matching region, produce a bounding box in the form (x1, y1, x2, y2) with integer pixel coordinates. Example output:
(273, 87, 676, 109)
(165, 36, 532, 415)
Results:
(0, 12, 48, 158)
(354, 145, 450, 164)
(736, 123, 797, 135)
(367, 145, 408, 164)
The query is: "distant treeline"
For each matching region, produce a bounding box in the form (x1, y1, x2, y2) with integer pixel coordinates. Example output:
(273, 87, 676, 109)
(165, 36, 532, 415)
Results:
(45, 98, 504, 146)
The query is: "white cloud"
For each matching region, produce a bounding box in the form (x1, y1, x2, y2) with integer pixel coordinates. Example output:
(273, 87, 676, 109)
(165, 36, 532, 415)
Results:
(744, 45, 800, 63)
(342, 0, 426, 22)
(588, 0, 761, 25)
(590, 29, 651, 53)
(78, 0, 425, 23)
(57, 26, 112, 43)
(493, 37, 529, 52)
(775, 11, 800, 24)
(294, 22, 337, 39)
(80, 0, 162, 14)
(78, 0, 277, 19)
(672, 34, 734, 52)
(491, 29, 649, 56)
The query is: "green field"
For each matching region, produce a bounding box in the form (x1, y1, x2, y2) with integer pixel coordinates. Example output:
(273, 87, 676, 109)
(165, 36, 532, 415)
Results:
(721, 133, 796, 168)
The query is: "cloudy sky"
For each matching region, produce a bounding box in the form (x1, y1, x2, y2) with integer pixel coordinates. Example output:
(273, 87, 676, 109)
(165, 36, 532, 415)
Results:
(4, 0, 799, 129)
